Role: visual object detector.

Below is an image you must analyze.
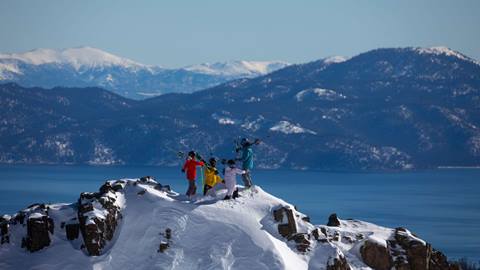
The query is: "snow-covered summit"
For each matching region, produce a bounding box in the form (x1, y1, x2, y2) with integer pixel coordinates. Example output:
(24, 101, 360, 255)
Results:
(0, 177, 459, 269)
(322, 56, 348, 65)
(0, 47, 291, 98)
(0, 47, 148, 70)
(183, 60, 290, 77)
(413, 46, 479, 65)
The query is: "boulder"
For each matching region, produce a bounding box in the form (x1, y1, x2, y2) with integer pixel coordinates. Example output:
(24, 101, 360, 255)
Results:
(360, 239, 392, 270)
(327, 213, 341, 227)
(327, 254, 351, 270)
(13, 212, 25, 225)
(388, 227, 459, 270)
(99, 182, 114, 194)
(289, 233, 311, 252)
(78, 186, 123, 256)
(165, 228, 172, 240)
(272, 206, 297, 237)
(430, 249, 460, 270)
(0, 215, 10, 244)
(66, 223, 80, 240)
(158, 241, 169, 253)
(25, 215, 52, 252)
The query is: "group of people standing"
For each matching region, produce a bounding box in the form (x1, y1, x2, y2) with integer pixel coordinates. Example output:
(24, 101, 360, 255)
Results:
(181, 138, 260, 200)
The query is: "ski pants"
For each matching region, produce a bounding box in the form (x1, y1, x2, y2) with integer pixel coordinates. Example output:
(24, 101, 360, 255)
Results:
(241, 169, 253, 188)
(203, 184, 213, 196)
(186, 180, 196, 196)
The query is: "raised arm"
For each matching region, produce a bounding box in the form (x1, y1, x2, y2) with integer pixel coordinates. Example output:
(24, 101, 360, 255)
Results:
(235, 168, 246, 175)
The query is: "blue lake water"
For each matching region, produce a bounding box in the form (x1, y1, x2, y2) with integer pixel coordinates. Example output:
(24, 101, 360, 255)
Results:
(0, 164, 479, 261)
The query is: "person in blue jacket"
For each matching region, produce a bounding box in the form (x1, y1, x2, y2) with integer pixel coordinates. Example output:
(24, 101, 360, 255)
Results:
(237, 138, 260, 188)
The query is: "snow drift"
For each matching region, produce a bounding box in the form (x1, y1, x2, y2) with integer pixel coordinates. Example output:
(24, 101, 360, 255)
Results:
(0, 177, 459, 270)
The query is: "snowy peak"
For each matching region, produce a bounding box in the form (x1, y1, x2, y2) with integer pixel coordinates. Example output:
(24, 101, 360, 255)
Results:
(411, 46, 479, 65)
(183, 60, 290, 77)
(322, 56, 348, 64)
(0, 47, 147, 70)
(0, 47, 291, 98)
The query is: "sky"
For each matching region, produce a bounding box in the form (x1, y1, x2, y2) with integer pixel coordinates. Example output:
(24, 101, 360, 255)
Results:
(0, 0, 479, 68)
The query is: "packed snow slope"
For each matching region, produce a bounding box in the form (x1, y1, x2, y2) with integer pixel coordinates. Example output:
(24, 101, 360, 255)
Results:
(0, 177, 458, 270)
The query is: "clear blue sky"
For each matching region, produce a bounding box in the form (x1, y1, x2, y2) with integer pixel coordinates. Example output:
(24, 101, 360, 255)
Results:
(1, 0, 479, 67)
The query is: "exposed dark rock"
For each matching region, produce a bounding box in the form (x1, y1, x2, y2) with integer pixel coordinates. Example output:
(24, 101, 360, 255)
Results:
(327, 213, 341, 227)
(272, 206, 314, 252)
(312, 227, 329, 243)
(158, 241, 169, 253)
(66, 223, 80, 240)
(430, 249, 461, 270)
(327, 254, 351, 270)
(99, 182, 114, 194)
(13, 212, 25, 225)
(302, 216, 311, 223)
(273, 206, 297, 237)
(278, 224, 291, 238)
(0, 215, 10, 244)
(137, 189, 146, 195)
(288, 233, 311, 252)
(78, 181, 123, 256)
(360, 239, 392, 270)
(273, 207, 284, 222)
(112, 183, 124, 192)
(387, 227, 459, 270)
(25, 215, 52, 252)
(333, 231, 341, 242)
(140, 176, 154, 183)
(154, 184, 171, 192)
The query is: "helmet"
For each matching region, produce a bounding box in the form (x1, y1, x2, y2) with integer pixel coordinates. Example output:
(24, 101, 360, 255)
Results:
(188, 151, 196, 157)
(227, 159, 236, 167)
(209, 157, 216, 165)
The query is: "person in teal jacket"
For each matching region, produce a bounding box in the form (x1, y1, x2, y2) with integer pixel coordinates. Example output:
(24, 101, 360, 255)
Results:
(237, 138, 260, 188)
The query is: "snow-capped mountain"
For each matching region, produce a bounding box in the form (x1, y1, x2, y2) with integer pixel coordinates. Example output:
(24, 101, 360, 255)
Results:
(0, 47, 148, 70)
(183, 60, 290, 77)
(1, 46, 479, 170)
(0, 177, 459, 269)
(0, 47, 289, 99)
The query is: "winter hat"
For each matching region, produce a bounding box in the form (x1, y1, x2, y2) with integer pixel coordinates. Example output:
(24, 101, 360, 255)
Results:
(209, 157, 216, 166)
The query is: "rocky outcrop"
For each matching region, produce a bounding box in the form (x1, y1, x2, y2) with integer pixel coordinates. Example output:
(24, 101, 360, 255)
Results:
(18, 204, 54, 252)
(327, 254, 351, 270)
(273, 206, 297, 237)
(0, 179, 461, 270)
(359, 226, 459, 270)
(158, 228, 172, 253)
(78, 181, 124, 256)
(65, 223, 80, 240)
(272, 205, 315, 253)
(360, 239, 391, 270)
(0, 215, 10, 244)
(327, 213, 341, 227)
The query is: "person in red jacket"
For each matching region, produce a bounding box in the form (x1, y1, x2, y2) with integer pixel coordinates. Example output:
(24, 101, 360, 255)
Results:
(182, 151, 205, 197)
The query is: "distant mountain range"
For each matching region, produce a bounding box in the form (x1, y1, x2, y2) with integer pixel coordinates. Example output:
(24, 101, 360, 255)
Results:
(1, 46, 479, 170)
(0, 47, 290, 99)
